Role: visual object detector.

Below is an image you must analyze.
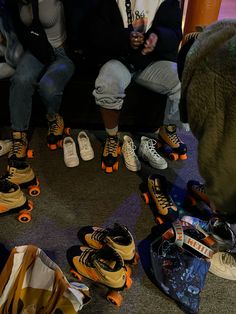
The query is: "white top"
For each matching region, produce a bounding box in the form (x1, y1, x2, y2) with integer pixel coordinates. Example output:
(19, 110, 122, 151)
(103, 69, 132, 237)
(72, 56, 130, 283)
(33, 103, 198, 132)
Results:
(116, 0, 165, 32)
(19, 0, 66, 48)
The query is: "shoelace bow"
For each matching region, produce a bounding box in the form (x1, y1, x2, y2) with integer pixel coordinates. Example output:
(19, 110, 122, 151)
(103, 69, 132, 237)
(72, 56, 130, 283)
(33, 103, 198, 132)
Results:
(222, 252, 236, 267)
(153, 178, 173, 209)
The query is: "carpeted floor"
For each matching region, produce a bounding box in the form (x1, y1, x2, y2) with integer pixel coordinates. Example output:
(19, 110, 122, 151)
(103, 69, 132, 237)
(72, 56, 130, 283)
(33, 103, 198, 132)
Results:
(0, 127, 235, 314)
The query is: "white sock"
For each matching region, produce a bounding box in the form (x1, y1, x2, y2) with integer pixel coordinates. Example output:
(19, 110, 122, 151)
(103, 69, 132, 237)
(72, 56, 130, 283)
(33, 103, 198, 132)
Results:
(106, 126, 118, 136)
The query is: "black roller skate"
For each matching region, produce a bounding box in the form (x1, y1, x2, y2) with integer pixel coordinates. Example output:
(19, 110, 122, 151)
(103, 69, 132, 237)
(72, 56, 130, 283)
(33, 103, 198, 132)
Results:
(157, 124, 187, 160)
(78, 223, 139, 265)
(47, 114, 70, 150)
(0, 178, 33, 223)
(141, 174, 179, 224)
(67, 245, 132, 307)
(101, 135, 121, 173)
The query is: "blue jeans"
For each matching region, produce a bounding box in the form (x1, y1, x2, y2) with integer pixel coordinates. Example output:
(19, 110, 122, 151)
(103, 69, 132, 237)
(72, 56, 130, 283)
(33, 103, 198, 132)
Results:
(93, 59, 182, 126)
(9, 46, 75, 131)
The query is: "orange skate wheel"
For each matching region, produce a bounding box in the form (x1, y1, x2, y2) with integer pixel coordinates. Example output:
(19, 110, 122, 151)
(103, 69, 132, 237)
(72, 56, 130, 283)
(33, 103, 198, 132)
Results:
(142, 192, 150, 204)
(106, 290, 123, 307)
(64, 128, 71, 135)
(125, 274, 133, 289)
(27, 149, 34, 158)
(28, 185, 40, 197)
(106, 166, 113, 173)
(113, 162, 119, 171)
(18, 210, 31, 223)
(180, 153, 187, 160)
(125, 265, 132, 277)
(169, 152, 179, 161)
(101, 161, 106, 170)
(27, 200, 33, 212)
(70, 268, 83, 281)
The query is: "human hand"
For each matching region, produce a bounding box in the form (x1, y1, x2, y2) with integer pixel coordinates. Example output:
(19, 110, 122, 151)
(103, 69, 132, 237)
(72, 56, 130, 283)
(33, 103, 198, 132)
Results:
(141, 33, 158, 55)
(130, 31, 144, 50)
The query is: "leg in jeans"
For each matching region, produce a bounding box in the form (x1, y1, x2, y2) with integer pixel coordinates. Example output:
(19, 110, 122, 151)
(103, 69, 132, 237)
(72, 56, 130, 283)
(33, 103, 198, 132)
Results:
(38, 46, 75, 149)
(93, 59, 132, 172)
(135, 61, 188, 159)
(135, 60, 181, 125)
(93, 59, 132, 133)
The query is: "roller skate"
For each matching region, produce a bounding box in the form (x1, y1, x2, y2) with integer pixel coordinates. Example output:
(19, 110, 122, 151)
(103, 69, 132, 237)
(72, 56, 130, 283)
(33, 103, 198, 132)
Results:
(78, 223, 139, 265)
(0, 178, 33, 223)
(47, 114, 70, 150)
(101, 134, 121, 173)
(3, 162, 40, 197)
(185, 180, 213, 219)
(156, 124, 187, 160)
(141, 174, 179, 224)
(8, 131, 33, 160)
(67, 245, 132, 307)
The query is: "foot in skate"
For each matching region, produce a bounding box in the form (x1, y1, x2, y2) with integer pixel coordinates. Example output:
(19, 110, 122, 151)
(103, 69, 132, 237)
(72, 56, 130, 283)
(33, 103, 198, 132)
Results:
(141, 174, 179, 224)
(0, 179, 33, 223)
(47, 114, 69, 150)
(3, 161, 40, 197)
(78, 223, 139, 265)
(0, 139, 12, 157)
(158, 124, 187, 160)
(8, 131, 33, 161)
(67, 245, 132, 307)
(101, 135, 121, 174)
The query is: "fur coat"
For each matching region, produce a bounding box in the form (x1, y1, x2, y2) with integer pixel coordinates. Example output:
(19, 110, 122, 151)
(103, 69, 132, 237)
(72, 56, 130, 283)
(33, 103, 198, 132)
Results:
(179, 19, 236, 222)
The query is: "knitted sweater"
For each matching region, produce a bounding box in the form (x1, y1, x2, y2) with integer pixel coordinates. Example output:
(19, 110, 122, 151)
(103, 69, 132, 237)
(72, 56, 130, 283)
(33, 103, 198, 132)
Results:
(179, 19, 236, 222)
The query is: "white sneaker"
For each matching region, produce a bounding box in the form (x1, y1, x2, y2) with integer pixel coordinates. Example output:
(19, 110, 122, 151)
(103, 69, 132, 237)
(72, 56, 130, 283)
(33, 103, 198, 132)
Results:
(0, 140, 12, 157)
(63, 136, 79, 167)
(138, 136, 167, 169)
(77, 131, 94, 161)
(122, 135, 141, 172)
(209, 252, 236, 280)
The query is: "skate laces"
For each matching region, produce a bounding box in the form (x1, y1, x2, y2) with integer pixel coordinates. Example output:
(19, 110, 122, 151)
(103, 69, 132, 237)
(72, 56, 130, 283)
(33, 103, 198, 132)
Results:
(153, 178, 173, 209)
(104, 136, 118, 157)
(9, 139, 26, 159)
(0, 179, 16, 193)
(91, 229, 108, 242)
(147, 139, 162, 159)
(78, 248, 94, 266)
(48, 116, 64, 136)
(166, 127, 181, 145)
(123, 140, 136, 158)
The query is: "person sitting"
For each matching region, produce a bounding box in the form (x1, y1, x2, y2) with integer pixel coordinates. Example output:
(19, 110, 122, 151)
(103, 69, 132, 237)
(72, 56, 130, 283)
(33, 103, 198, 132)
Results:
(87, 0, 187, 173)
(4, 0, 75, 188)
